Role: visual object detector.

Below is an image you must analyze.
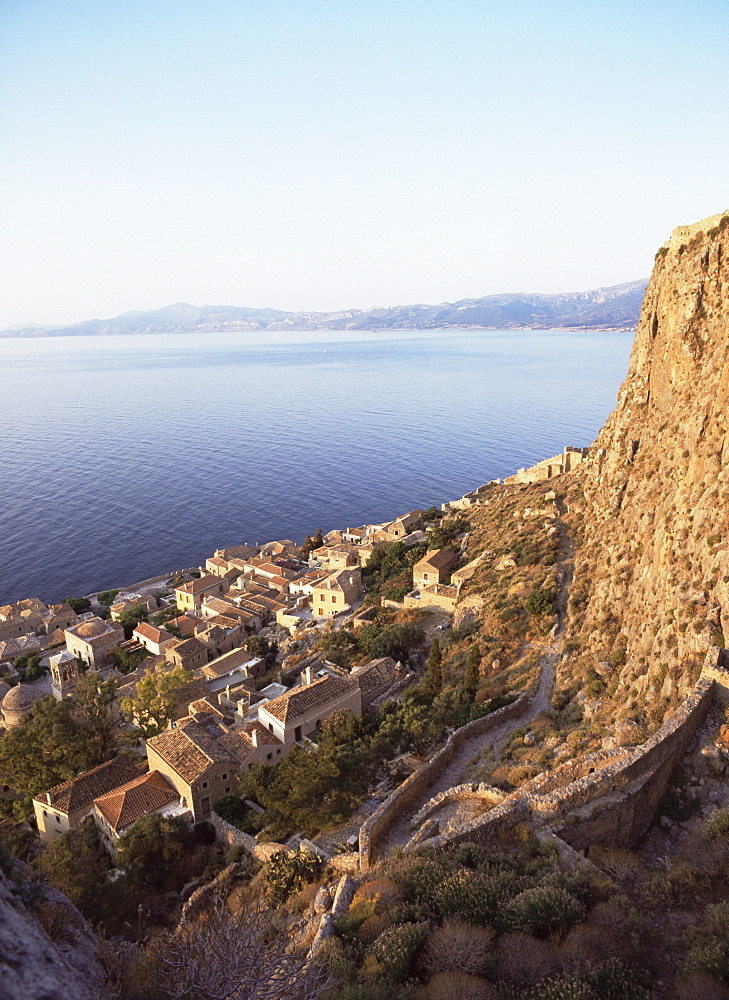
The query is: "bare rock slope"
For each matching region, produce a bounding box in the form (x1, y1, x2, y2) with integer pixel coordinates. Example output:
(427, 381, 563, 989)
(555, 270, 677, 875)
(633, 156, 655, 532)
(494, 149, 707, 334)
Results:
(0, 868, 107, 1000)
(568, 210, 729, 711)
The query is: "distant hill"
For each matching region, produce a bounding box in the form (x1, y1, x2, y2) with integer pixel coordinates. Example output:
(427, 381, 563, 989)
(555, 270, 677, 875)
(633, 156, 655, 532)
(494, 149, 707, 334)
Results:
(0, 280, 646, 338)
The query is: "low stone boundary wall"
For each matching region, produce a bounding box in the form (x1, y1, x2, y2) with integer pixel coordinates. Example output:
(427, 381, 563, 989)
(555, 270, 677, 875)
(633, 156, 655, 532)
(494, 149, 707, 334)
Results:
(211, 811, 285, 862)
(411, 782, 506, 828)
(359, 692, 529, 868)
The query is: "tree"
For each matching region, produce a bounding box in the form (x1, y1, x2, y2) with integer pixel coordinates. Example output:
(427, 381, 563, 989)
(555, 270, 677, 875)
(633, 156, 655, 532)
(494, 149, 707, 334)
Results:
(61, 595, 92, 614)
(155, 894, 334, 1000)
(72, 672, 124, 760)
(118, 603, 146, 639)
(40, 817, 112, 918)
(116, 812, 192, 892)
(0, 696, 103, 801)
(465, 644, 481, 702)
(114, 643, 150, 674)
(244, 635, 278, 669)
(424, 637, 443, 697)
(120, 663, 193, 737)
(97, 589, 120, 606)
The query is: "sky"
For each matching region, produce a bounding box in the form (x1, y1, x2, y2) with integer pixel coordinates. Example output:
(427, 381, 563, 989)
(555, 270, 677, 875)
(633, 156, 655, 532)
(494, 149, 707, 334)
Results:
(1, 0, 728, 329)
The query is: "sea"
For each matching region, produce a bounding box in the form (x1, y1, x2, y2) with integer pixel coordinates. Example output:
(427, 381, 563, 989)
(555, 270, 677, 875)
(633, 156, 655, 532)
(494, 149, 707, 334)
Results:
(0, 328, 633, 606)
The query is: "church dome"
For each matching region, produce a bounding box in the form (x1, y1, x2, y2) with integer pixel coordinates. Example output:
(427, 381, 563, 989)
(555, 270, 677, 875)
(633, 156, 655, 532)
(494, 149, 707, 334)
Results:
(75, 618, 107, 638)
(2, 684, 36, 713)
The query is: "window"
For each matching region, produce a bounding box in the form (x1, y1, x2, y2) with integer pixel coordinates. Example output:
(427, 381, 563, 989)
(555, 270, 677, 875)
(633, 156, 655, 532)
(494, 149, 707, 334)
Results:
(267, 752, 272, 761)
(225, 787, 231, 794)
(277, 748, 281, 755)
(43, 810, 47, 817)
(222, 773, 228, 781)
(56, 815, 61, 824)
(202, 781, 208, 789)
(332, 595, 336, 603)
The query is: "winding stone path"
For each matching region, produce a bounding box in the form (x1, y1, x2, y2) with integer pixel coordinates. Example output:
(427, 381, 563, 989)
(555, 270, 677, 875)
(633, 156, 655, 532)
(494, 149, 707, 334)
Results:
(377, 500, 574, 855)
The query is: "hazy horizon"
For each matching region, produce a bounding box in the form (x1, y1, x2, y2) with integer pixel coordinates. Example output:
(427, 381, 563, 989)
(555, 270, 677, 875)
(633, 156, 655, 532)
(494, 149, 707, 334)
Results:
(2, 1, 728, 330)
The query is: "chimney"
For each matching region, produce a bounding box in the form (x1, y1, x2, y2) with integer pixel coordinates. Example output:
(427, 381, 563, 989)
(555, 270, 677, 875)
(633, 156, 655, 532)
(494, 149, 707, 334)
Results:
(251, 728, 259, 747)
(304, 665, 314, 685)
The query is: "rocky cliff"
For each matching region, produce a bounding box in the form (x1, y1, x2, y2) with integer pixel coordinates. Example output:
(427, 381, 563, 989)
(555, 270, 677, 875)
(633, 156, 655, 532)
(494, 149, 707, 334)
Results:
(566, 211, 729, 719)
(0, 866, 107, 1000)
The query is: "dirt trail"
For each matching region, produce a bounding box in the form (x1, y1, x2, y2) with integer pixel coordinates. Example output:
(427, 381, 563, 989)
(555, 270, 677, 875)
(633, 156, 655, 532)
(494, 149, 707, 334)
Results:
(377, 499, 573, 855)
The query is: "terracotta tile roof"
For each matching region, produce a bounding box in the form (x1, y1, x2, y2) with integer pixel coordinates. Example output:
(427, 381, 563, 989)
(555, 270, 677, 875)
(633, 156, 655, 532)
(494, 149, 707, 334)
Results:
(176, 677, 213, 707)
(207, 614, 241, 630)
(201, 648, 261, 679)
(260, 675, 357, 725)
(36, 756, 143, 814)
(415, 548, 458, 571)
(147, 719, 237, 784)
(351, 657, 398, 700)
(167, 636, 207, 659)
(175, 575, 223, 595)
(312, 569, 361, 594)
(134, 622, 168, 644)
(93, 771, 178, 833)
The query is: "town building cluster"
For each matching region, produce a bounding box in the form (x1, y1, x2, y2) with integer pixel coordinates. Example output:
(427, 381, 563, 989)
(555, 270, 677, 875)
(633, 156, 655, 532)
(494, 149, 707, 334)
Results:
(1, 504, 469, 855)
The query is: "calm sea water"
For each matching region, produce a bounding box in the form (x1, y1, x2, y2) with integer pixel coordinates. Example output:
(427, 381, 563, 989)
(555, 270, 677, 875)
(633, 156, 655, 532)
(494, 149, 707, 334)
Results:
(0, 328, 633, 605)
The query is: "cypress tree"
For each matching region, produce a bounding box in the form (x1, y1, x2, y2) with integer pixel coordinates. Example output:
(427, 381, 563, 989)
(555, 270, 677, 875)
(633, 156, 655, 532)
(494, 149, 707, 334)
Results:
(465, 644, 481, 701)
(425, 637, 442, 697)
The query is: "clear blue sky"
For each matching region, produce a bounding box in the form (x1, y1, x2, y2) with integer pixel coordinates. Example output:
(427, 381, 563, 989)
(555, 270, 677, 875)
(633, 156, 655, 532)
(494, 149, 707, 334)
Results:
(1, 0, 728, 328)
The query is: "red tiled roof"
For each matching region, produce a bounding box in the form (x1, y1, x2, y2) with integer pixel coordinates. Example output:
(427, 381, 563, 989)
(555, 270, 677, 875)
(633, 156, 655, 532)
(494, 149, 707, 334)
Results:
(93, 771, 178, 832)
(147, 719, 237, 784)
(36, 756, 143, 814)
(260, 675, 357, 725)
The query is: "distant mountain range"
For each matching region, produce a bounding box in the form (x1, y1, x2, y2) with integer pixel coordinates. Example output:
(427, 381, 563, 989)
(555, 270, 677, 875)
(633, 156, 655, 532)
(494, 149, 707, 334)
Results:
(1, 280, 647, 338)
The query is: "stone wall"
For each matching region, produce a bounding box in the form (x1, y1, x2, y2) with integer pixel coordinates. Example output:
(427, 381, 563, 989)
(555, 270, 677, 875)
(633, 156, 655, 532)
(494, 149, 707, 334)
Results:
(358, 693, 529, 868)
(210, 811, 286, 862)
(407, 675, 714, 856)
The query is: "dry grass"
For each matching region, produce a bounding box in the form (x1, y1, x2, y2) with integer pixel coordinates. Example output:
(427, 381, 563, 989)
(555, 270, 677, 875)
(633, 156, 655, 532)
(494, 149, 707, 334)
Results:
(353, 876, 404, 908)
(417, 971, 499, 1000)
(673, 972, 729, 1000)
(357, 913, 392, 944)
(421, 919, 494, 976)
(496, 931, 557, 986)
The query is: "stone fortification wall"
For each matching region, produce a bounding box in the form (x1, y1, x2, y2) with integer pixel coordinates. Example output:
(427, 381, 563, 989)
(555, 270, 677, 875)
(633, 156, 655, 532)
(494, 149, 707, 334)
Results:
(505, 447, 588, 486)
(407, 675, 714, 857)
(663, 211, 728, 252)
(359, 693, 529, 869)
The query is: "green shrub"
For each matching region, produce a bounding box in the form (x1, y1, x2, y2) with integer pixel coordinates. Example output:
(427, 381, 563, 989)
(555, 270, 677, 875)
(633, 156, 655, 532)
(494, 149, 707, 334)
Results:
(525, 588, 556, 617)
(507, 884, 584, 937)
(370, 921, 429, 982)
(706, 807, 729, 840)
(265, 849, 322, 905)
(212, 794, 257, 834)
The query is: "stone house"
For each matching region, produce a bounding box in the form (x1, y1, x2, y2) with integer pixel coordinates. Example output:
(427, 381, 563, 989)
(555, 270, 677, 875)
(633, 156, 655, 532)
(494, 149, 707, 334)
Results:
(175, 575, 229, 613)
(404, 583, 459, 613)
(165, 636, 208, 672)
(0, 599, 47, 641)
(33, 756, 143, 843)
(200, 596, 261, 633)
(350, 657, 401, 708)
(200, 648, 265, 692)
(64, 617, 125, 669)
(412, 549, 458, 589)
(146, 716, 282, 822)
(311, 568, 363, 618)
(92, 771, 187, 854)
(133, 621, 175, 656)
(308, 545, 361, 570)
(41, 603, 78, 635)
(257, 669, 361, 748)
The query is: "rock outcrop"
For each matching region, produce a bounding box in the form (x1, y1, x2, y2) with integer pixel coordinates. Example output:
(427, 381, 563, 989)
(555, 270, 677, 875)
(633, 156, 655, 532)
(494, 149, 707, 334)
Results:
(0, 867, 107, 1000)
(567, 211, 729, 712)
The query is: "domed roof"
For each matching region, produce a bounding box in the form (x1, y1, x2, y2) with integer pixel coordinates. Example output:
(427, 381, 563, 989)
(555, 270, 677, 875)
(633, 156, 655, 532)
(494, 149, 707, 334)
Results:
(2, 684, 36, 713)
(75, 618, 107, 638)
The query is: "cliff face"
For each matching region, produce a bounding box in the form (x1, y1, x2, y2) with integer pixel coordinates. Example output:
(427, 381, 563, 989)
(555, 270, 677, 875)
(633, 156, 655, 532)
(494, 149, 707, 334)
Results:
(567, 211, 729, 712)
(0, 867, 107, 1000)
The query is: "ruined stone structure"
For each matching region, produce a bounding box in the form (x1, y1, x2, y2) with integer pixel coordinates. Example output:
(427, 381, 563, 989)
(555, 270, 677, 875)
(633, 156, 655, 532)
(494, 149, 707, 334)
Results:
(504, 446, 589, 485)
